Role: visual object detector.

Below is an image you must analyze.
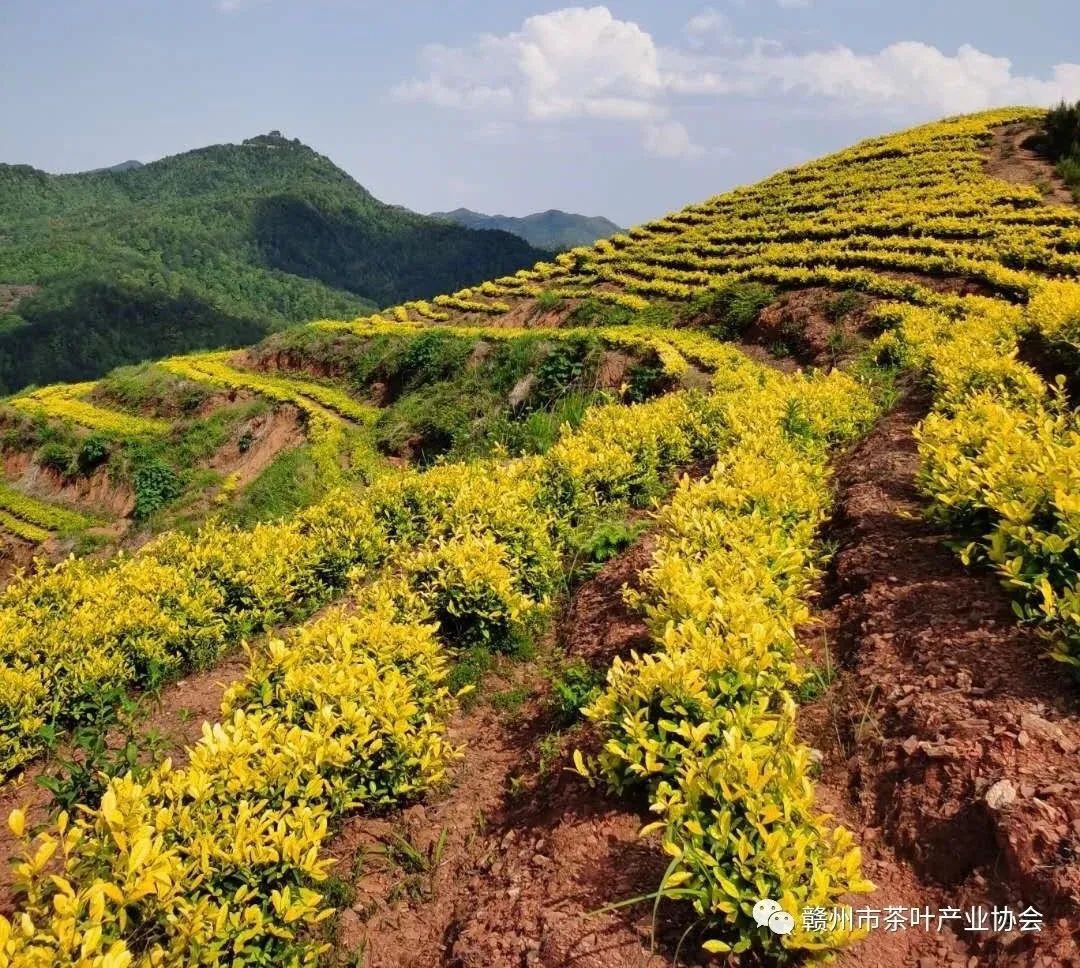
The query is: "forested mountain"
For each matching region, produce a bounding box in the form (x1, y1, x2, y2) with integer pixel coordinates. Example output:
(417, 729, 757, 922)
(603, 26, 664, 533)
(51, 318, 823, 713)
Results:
(430, 207, 621, 250)
(0, 132, 545, 392)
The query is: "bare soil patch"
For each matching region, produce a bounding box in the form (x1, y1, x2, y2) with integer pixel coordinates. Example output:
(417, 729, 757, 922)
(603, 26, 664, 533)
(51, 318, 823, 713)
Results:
(3, 449, 135, 518)
(0, 284, 39, 315)
(743, 286, 882, 369)
(208, 402, 305, 490)
(327, 538, 706, 968)
(242, 346, 348, 382)
(802, 389, 1080, 967)
(986, 123, 1076, 207)
(0, 535, 41, 587)
(496, 296, 580, 330)
(875, 269, 998, 299)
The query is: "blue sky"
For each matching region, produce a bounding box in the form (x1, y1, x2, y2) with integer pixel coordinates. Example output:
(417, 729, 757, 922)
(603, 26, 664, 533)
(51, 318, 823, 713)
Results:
(3, 1, 1079, 226)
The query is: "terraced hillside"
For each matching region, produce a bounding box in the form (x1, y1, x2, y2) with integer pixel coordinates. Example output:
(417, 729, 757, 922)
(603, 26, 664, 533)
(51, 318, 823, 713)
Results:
(1, 107, 1080, 967)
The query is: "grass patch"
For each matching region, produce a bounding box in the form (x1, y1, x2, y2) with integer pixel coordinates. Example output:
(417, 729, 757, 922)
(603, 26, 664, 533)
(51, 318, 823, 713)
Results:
(490, 685, 530, 715)
(684, 281, 776, 339)
(536, 288, 565, 312)
(226, 445, 321, 526)
(827, 289, 862, 322)
(549, 658, 604, 727)
(1059, 156, 1080, 201)
(565, 515, 647, 586)
(446, 644, 495, 704)
(94, 363, 212, 418)
(569, 297, 634, 327)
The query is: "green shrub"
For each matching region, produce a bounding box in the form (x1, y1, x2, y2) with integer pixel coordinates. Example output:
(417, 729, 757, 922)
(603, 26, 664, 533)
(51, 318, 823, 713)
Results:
(1041, 101, 1080, 200)
(513, 391, 598, 455)
(132, 455, 183, 519)
(536, 289, 565, 312)
(1059, 156, 1080, 200)
(569, 297, 634, 327)
(1043, 100, 1080, 160)
(78, 433, 113, 473)
(625, 361, 667, 403)
(550, 659, 604, 726)
(631, 302, 676, 328)
(828, 289, 862, 321)
(535, 348, 586, 400)
(400, 330, 472, 387)
(687, 281, 776, 339)
(36, 441, 77, 477)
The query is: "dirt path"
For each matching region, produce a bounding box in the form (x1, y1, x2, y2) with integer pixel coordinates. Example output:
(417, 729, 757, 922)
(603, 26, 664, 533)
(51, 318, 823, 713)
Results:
(986, 123, 1075, 206)
(328, 539, 709, 968)
(801, 390, 1080, 968)
(327, 380, 1080, 968)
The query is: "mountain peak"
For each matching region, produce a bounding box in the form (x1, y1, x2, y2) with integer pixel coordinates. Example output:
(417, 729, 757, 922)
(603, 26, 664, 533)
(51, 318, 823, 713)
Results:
(242, 130, 303, 148)
(86, 160, 144, 175)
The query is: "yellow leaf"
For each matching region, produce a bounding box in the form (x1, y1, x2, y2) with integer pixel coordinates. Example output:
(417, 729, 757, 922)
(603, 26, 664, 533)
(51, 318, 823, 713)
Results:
(7, 808, 25, 838)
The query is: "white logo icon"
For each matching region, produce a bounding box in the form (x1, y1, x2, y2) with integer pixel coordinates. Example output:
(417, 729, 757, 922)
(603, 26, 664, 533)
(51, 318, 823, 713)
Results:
(753, 898, 795, 935)
(752, 898, 781, 927)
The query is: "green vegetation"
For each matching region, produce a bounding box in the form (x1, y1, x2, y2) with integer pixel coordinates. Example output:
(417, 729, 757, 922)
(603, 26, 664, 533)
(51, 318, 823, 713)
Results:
(257, 325, 635, 464)
(0, 384, 278, 528)
(569, 296, 634, 327)
(225, 445, 321, 527)
(36, 686, 165, 813)
(827, 289, 863, 321)
(549, 658, 604, 727)
(0, 132, 546, 392)
(565, 515, 647, 585)
(9, 107, 1078, 966)
(1041, 100, 1080, 199)
(689, 280, 777, 338)
(94, 363, 212, 417)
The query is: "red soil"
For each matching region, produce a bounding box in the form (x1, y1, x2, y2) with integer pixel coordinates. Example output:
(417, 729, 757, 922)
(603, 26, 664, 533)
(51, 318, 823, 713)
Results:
(803, 390, 1080, 968)
(986, 123, 1076, 206)
(327, 537, 697, 968)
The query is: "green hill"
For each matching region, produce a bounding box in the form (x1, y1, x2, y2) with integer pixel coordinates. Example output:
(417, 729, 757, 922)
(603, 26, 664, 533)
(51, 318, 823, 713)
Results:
(430, 207, 621, 250)
(0, 132, 546, 393)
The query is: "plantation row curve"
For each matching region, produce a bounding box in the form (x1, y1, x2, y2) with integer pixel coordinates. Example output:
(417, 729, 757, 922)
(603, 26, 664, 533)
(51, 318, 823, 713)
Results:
(0, 107, 1078, 965)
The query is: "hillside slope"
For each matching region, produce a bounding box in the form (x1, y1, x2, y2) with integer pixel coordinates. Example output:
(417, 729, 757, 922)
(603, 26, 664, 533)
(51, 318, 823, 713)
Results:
(2, 108, 1080, 968)
(0, 132, 546, 392)
(430, 206, 622, 249)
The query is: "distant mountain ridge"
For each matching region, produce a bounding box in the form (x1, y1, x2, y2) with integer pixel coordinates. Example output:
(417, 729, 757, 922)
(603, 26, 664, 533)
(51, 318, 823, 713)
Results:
(431, 207, 622, 250)
(0, 132, 547, 393)
(85, 160, 145, 175)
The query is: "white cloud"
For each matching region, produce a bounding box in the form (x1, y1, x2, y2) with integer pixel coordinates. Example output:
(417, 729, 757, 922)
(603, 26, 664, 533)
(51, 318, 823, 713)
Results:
(394, 5, 1080, 161)
(700, 42, 1080, 114)
(686, 9, 727, 35)
(643, 121, 705, 160)
(685, 9, 730, 44)
(663, 15, 1080, 115)
(393, 6, 702, 159)
(393, 7, 664, 123)
(728, 0, 812, 7)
